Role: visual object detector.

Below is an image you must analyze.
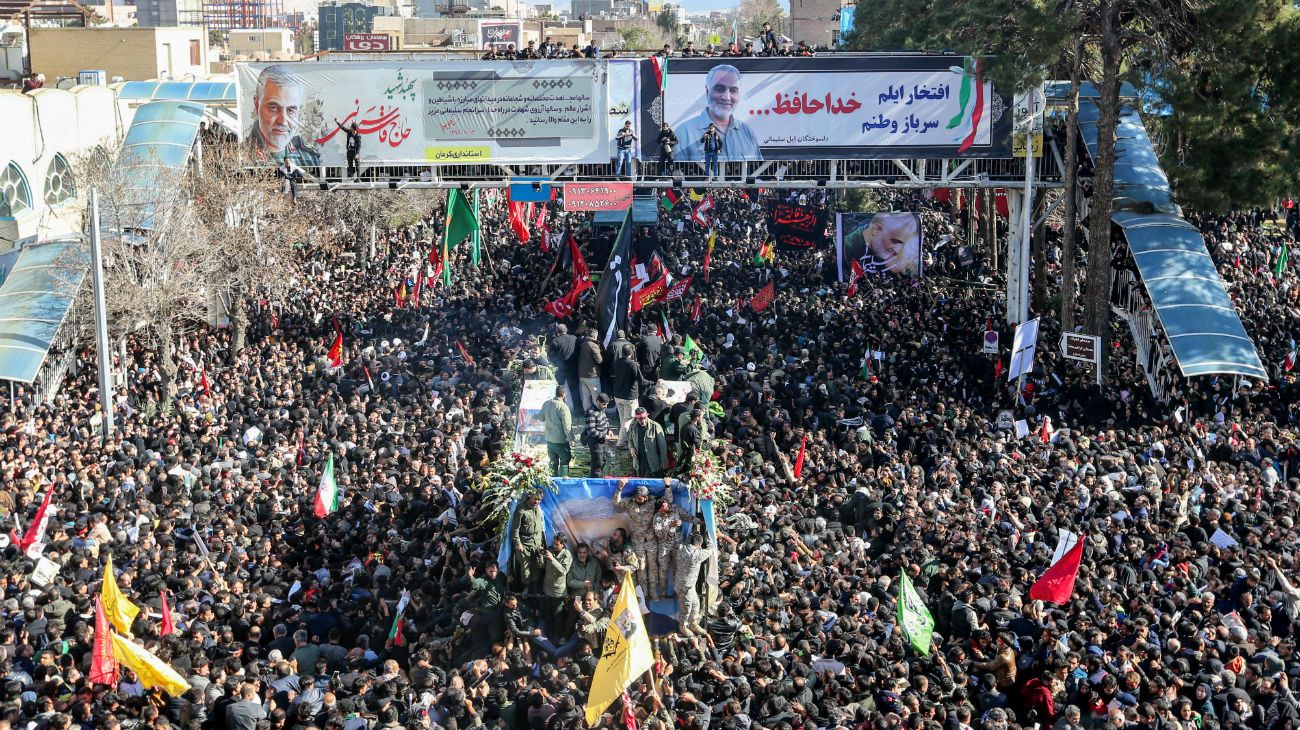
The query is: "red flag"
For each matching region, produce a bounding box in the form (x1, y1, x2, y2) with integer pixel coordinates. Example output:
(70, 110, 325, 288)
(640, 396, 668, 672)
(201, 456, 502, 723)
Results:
(394, 282, 407, 308)
(90, 595, 119, 686)
(691, 196, 715, 228)
(410, 271, 423, 308)
(1028, 537, 1084, 604)
(932, 188, 953, 204)
(533, 202, 547, 232)
(622, 693, 639, 730)
(994, 188, 1009, 218)
(508, 201, 531, 243)
(17, 487, 54, 553)
(994, 358, 1004, 381)
(363, 366, 376, 393)
(456, 340, 476, 368)
(159, 589, 175, 637)
(793, 435, 807, 479)
(846, 258, 866, 297)
(702, 248, 713, 283)
(690, 294, 702, 323)
(750, 281, 776, 312)
(1039, 416, 1052, 444)
(199, 370, 210, 396)
(666, 276, 693, 301)
(543, 290, 578, 319)
(631, 275, 668, 312)
(327, 332, 343, 368)
(570, 234, 592, 295)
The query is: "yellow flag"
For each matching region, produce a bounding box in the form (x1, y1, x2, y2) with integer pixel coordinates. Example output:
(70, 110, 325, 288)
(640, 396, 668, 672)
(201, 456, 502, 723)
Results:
(101, 555, 140, 635)
(688, 189, 704, 202)
(110, 633, 192, 697)
(585, 571, 655, 726)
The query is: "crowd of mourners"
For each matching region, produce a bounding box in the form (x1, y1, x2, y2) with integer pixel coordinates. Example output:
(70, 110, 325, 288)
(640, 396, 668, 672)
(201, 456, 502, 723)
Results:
(0, 180, 1298, 730)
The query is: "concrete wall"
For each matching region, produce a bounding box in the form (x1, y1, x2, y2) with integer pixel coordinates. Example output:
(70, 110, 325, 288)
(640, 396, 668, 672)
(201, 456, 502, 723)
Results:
(0, 86, 130, 250)
(30, 27, 209, 83)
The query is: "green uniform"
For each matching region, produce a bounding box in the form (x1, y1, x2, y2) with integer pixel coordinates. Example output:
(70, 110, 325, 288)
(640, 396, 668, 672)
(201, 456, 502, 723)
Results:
(686, 369, 716, 401)
(566, 555, 603, 596)
(660, 356, 690, 382)
(510, 502, 546, 592)
(470, 572, 508, 609)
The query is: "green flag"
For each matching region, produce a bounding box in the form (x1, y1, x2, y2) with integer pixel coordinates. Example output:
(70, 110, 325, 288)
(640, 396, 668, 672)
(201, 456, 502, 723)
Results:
(470, 189, 482, 267)
(1276, 243, 1290, 278)
(443, 189, 479, 250)
(897, 570, 934, 655)
(860, 350, 871, 379)
(683, 335, 704, 363)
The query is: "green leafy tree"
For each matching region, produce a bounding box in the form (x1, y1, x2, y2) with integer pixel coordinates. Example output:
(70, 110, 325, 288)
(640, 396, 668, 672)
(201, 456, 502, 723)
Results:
(619, 27, 657, 51)
(1138, 0, 1299, 211)
(737, 0, 785, 39)
(656, 8, 680, 38)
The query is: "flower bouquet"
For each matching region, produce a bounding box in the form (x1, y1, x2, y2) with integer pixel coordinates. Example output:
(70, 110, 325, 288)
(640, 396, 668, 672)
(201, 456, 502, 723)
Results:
(480, 448, 556, 535)
(681, 446, 736, 508)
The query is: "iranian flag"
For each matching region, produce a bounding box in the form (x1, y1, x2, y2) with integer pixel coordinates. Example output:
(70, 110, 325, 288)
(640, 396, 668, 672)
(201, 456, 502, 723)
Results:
(313, 454, 340, 518)
(389, 590, 411, 647)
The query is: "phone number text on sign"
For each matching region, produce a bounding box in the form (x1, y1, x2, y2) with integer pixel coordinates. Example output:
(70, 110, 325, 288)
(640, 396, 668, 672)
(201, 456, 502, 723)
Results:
(563, 182, 634, 211)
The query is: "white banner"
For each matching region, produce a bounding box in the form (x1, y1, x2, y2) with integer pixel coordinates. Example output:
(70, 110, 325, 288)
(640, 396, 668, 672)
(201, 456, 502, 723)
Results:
(236, 61, 610, 167)
(607, 59, 640, 159)
(1008, 318, 1040, 381)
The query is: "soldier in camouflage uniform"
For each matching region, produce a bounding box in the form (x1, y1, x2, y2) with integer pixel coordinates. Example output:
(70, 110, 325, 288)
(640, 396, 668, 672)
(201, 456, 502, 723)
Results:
(675, 530, 715, 635)
(650, 488, 689, 600)
(613, 480, 656, 591)
(509, 490, 547, 595)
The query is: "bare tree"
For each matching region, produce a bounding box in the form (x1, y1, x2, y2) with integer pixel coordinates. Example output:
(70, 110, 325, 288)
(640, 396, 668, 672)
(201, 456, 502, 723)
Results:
(191, 140, 310, 359)
(72, 145, 218, 400)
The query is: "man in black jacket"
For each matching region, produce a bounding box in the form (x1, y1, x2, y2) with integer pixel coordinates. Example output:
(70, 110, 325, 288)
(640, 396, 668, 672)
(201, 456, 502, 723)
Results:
(612, 344, 647, 437)
(547, 323, 579, 409)
(576, 330, 603, 413)
(657, 122, 678, 177)
(636, 326, 664, 381)
(583, 394, 614, 477)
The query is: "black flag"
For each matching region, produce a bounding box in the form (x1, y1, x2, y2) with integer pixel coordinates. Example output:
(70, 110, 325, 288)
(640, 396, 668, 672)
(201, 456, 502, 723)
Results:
(595, 209, 633, 349)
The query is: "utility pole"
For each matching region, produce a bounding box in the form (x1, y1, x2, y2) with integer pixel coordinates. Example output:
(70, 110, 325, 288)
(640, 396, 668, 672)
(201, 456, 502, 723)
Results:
(89, 188, 115, 439)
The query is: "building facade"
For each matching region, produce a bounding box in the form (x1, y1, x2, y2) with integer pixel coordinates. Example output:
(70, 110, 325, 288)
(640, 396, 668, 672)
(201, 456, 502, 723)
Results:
(29, 27, 210, 82)
(789, 0, 843, 47)
(136, 0, 204, 27)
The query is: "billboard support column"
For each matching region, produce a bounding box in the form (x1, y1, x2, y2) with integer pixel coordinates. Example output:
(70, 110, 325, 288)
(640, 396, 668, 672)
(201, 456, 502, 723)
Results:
(1005, 188, 1029, 326)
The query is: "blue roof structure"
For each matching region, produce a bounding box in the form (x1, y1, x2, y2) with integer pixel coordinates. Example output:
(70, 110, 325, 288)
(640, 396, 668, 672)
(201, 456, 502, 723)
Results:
(1074, 98, 1266, 380)
(118, 80, 236, 104)
(0, 240, 89, 384)
(116, 101, 206, 231)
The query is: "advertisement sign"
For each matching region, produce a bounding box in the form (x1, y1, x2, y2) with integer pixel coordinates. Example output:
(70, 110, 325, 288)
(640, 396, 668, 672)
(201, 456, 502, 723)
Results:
(1012, 88, 1045, 157)
(836, 212, 924, 278)
(342, 33, 392, 51)
(236, 61, 610, 167)
(768, 201, 828, 252)
(640, 55, 1012, 161)
(480, 21, 522, 48)
(607, 59, 641, 159)
(564, 182, 634, 211)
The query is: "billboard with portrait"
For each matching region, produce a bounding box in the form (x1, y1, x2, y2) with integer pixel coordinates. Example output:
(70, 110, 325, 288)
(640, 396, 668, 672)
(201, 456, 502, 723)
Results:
(836, 212, 924, 278)
(235, 60, 610, 167)
(607, 59, 641, 159)
(639, 55, 1012, 161)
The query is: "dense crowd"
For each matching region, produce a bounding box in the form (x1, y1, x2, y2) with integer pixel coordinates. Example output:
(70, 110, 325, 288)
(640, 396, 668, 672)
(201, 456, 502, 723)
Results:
(0, 183, 1297, 730)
